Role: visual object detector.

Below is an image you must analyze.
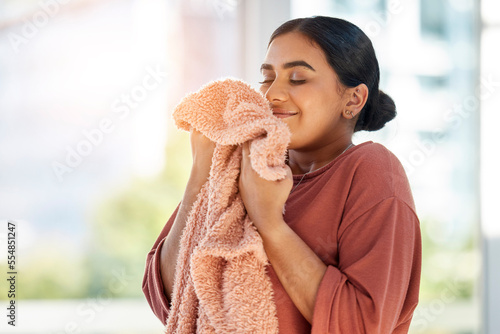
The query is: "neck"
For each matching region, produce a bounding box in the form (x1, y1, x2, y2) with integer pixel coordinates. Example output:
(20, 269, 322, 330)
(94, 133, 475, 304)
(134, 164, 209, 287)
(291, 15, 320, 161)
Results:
(288, 139, 353, 175)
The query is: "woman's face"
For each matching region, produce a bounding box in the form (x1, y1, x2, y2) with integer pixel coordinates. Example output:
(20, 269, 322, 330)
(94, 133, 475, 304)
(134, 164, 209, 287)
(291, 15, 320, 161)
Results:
(260, 32, 349, 150)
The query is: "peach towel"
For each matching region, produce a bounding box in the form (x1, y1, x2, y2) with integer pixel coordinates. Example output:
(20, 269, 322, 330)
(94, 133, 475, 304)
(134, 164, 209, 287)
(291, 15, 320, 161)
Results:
(167, 78, 290, 333)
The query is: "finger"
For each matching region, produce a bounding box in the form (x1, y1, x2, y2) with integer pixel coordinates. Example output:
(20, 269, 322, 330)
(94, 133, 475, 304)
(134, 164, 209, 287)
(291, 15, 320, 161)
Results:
(241, 142, 250, 162)
(240, 142, 254, 178)
(242, 141, 250, 153)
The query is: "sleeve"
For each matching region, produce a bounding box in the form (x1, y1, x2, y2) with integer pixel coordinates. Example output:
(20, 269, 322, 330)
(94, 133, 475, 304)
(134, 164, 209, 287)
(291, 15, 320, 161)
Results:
(311, 197, 422, 334)
(142, 205, 180, 325)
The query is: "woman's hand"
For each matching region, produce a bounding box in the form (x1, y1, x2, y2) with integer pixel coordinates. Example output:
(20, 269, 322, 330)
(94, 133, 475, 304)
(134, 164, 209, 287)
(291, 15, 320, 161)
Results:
(238, 141, 293, 233)
(239, 141, 326, 322)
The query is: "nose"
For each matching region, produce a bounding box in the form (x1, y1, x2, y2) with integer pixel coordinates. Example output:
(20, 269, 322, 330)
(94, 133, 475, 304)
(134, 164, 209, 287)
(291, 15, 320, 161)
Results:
(262, 79, 288, 103)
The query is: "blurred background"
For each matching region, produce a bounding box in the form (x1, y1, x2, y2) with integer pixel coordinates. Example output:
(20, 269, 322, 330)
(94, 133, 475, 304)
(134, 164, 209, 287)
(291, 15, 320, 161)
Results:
(0, 0, 498, 333)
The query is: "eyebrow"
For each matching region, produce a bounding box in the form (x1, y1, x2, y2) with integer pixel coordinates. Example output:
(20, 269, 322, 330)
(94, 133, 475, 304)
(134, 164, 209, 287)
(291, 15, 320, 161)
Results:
(260, 60, 316, 72)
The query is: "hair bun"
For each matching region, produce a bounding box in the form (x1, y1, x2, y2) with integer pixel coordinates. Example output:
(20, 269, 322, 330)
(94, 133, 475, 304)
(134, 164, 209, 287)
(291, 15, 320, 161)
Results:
(358, 90, 396, 132)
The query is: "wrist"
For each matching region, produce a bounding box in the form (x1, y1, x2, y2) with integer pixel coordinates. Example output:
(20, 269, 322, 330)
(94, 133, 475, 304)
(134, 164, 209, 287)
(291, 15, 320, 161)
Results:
(188, 166, 210, 188)
(253, 213, 287, 239)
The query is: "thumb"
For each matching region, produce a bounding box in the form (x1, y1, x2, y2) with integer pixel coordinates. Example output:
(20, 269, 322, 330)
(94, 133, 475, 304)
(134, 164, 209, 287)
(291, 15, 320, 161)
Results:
(241, 141, 251, 164)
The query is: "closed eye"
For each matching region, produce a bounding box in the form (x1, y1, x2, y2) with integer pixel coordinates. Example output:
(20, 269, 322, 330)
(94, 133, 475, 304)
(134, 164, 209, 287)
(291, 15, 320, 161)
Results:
(290, 79, 306, 85)
(259, 79, 274, 85)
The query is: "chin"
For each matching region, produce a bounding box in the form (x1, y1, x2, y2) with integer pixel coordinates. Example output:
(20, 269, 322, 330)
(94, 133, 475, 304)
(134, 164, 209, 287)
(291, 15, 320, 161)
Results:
(286, 139, 299, 151)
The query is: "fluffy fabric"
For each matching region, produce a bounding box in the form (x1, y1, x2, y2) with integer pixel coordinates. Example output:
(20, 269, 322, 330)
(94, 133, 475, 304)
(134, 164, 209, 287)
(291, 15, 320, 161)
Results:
(166, 78, 291, 333)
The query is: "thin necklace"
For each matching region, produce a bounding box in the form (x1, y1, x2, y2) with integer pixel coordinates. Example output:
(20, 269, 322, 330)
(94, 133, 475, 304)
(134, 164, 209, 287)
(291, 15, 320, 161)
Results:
(290, 143, 354, 194)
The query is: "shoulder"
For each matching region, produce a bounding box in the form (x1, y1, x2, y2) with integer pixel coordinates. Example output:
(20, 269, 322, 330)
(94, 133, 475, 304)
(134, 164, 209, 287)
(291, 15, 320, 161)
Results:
(343, 141, 416, 212)
(349, 141, 400, 170)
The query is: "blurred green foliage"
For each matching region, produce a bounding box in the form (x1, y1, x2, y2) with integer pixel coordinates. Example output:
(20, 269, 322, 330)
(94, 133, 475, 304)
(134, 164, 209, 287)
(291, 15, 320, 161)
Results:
(0, 241, 89, 299)
(419, 217, 479, 302)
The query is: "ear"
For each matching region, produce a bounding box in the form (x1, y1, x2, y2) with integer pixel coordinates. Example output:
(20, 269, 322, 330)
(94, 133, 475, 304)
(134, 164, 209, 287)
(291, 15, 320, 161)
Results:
(342, 84, 369, 119)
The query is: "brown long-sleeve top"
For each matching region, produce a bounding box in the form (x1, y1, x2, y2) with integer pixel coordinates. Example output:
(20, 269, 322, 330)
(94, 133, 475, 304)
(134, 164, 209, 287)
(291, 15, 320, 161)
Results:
(142, 141, 422, 333)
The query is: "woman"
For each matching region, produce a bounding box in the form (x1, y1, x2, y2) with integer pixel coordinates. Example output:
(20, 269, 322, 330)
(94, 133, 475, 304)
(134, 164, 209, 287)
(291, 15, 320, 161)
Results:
(143, 16, 421, 333)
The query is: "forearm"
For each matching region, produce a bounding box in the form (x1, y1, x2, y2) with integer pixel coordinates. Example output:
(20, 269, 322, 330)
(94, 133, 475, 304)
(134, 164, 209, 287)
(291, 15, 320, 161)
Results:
(258, 219, 327, 323)
(160, 171, 207, 300)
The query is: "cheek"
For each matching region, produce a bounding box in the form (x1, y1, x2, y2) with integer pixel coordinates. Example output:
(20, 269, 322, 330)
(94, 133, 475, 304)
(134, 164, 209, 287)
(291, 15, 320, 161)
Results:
(291, 85, 339, 116)
(289, 85, 317, 110)
(297, 79, 339, 101)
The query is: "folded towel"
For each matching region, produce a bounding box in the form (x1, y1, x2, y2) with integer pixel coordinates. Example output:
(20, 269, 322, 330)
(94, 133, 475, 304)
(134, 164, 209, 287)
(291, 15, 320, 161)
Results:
(166, 78, 290, 333)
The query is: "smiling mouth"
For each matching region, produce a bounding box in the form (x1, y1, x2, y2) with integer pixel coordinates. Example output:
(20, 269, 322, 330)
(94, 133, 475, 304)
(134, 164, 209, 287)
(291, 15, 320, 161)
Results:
(272, 108, 297, 119)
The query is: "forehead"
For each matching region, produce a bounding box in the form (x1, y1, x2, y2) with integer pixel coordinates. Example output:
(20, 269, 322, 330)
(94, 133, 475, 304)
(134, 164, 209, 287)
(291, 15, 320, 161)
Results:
(264, 32, 330, 69)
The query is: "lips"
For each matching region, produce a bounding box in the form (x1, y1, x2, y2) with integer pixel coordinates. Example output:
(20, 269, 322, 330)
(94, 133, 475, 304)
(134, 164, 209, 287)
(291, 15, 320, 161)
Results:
(272, 108, 297, 119)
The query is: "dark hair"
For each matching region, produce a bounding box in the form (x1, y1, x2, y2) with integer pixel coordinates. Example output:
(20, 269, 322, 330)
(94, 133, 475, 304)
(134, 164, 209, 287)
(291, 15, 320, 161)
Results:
(269, 16, 396, 132)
